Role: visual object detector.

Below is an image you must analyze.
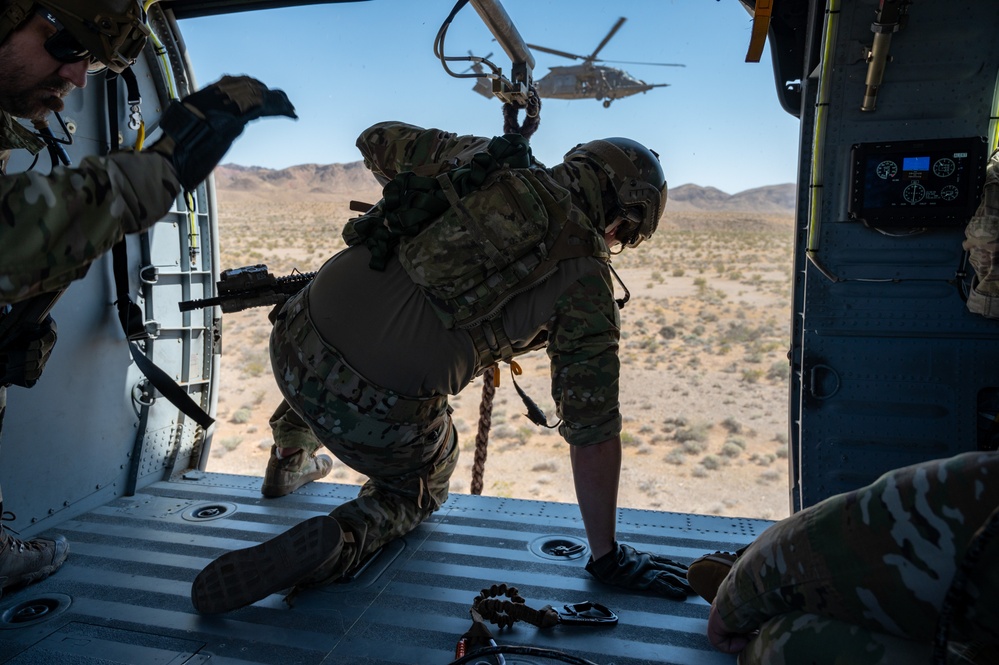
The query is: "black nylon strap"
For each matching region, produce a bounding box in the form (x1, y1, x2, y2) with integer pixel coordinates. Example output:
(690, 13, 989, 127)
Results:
(105, 70, 214, 429)
(125, 338, 214, 429)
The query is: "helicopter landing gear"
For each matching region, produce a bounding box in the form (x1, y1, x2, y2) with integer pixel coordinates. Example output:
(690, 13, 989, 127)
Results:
(602, 100, 612, 108)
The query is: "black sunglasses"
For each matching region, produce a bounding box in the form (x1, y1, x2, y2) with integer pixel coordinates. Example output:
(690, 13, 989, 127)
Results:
(36, 8, 104, 72)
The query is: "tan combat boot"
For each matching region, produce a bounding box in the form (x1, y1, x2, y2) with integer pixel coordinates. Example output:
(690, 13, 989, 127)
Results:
(0, 511, 70, 595)
(191, 515, 343, 614)
(686, 550, 742, 603)
(260, 445, 334, 498)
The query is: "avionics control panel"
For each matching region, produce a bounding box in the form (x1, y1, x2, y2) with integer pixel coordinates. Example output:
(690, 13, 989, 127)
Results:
(848, 137, 987, 228)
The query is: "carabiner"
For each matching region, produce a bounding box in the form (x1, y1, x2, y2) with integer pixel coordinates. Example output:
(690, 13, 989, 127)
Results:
(558, 601, 618, 626)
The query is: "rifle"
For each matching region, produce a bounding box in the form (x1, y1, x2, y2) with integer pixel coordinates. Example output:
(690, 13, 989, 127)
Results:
(178, 264, 317, 313)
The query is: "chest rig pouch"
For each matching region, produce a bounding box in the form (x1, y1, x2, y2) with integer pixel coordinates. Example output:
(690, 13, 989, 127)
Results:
(343, 134, 605, 371)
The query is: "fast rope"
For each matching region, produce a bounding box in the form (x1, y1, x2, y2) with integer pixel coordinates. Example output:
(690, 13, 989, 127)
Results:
(470, 361, 559, 495)
(469, 92, 544, 493)
(470, 365, 496, 495)
(502, 87, 541, 140)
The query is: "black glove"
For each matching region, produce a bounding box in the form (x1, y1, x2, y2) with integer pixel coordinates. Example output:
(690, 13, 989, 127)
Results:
(0, 316, 57, 388)
(152, 75, 297, 189)
(585, 542, 692, 600)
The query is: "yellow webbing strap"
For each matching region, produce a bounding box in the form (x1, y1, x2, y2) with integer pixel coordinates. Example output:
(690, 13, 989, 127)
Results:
(746, 0, 774, 63)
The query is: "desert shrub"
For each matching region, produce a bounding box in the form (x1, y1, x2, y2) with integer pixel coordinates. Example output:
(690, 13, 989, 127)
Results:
(721, 417, 742, 434)
(243, 361, 266, 377)
(230, 408, 252, 424)
(758, 469, 782, 484)
(531, 461, 558, 473)
(675, 423, 709, 443)
(767, 361, 789, 381)
(720, 442, 743, 458)
(664, 450, 686, 465)
(219, 436, 243, 451)
(493, 424, 517, 439)
(701, 455, 722, 470)
(742, 368, 764, 383)
(682, 439, 708, 455)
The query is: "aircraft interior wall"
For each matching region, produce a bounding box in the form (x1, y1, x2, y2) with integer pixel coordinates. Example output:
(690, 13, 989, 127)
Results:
(2, 12, 219, 538)
(791, 0, 999, 509)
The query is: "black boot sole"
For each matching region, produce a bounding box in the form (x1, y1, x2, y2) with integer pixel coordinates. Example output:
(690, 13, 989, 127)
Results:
(191, 515, 342, 614)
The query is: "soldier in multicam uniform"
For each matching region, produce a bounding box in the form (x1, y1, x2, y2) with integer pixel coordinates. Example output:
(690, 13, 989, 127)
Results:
(191, 121, 696, 613)
(0, 0, 293, 597)
(689, 451, 999, 664)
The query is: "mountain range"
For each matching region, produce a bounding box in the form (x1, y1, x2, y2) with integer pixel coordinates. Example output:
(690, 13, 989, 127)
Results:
(215, 162, 796, 213)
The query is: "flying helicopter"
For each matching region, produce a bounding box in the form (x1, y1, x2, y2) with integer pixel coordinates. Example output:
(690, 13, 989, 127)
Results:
(465, 17, 685, 108)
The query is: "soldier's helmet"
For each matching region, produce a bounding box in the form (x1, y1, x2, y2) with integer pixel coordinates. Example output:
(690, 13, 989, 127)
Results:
(0, 0, 149, 73)
(563, 137, 667, 248)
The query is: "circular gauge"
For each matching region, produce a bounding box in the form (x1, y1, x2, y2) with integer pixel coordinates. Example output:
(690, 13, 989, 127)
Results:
(933, 158, 956, 177)
(903, 182, 925, 204)
(940, 185, 960, 201)
(876, 160, 898, 179)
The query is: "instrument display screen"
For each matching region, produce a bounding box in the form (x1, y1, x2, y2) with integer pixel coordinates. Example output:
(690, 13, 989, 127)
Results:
(849, 137, 987, 228)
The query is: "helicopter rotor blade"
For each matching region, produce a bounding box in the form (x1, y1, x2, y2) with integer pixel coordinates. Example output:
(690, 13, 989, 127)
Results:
(595, 58, 686, 67)
(589, 16, 626, 60)
(526, 43, 589, 61)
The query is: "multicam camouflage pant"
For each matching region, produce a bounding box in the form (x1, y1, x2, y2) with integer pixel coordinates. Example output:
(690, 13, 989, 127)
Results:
(715, 451, 999, 665)
(269, 286, 458, 577)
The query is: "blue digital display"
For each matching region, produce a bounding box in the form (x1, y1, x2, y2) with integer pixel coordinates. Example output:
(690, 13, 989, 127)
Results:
(903, 155, 930, 171)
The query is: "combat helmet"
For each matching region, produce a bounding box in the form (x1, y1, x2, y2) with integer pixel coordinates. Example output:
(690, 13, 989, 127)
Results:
(564, 137, 667, 248)
(0, 0, 149, 73)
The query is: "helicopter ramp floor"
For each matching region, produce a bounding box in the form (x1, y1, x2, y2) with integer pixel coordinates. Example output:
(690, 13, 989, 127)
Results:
(0, 472, 772, 664)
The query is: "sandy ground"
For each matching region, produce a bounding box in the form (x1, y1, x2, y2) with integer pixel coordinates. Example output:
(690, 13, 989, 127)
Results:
(207, 195, 795, 522)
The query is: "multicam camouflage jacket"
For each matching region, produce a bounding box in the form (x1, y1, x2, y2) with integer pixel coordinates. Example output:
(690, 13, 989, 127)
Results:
(0, 109, 182, 306)
(351, 122, 622, 446)
(963, 148, 999, 317)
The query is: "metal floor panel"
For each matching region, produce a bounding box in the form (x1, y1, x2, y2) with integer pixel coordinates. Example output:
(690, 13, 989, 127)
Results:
(0, 472, 772, 665)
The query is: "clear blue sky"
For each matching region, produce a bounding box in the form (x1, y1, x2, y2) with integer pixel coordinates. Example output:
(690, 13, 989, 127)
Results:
(177, 0, 801, 194)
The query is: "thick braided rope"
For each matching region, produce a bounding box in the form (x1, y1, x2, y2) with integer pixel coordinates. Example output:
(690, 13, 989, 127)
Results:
(471, 583, 560, 629)
(502, 88, 541, 139)
(470, 366, 496, 495)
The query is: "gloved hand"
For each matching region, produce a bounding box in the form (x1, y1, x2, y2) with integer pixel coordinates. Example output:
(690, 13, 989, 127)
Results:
(151, 75, 297, 190)
(0, 316, 58, 388)
(585, 542, 692, 600)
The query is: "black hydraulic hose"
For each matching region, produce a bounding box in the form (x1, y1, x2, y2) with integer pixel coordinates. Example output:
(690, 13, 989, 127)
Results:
(447, 644, 601, 665)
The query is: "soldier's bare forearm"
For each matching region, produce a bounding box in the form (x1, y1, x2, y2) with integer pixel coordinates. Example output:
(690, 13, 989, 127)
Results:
(570, 435, 621, 560)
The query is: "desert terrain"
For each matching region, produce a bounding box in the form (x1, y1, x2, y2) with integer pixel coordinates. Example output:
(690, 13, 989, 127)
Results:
(206, 164, 796, 521)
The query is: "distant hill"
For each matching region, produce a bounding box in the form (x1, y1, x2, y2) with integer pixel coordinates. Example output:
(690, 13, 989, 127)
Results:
(215, 162, 795, 214)
(214, 162, 382, 200)
(667, 183, 796, 214)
